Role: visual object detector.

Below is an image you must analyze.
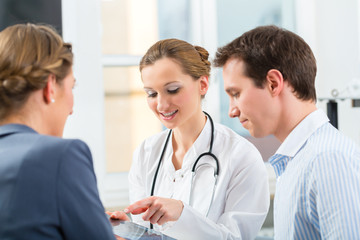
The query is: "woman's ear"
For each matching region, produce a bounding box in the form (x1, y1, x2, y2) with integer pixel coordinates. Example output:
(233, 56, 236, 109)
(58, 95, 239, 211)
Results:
(266, 69, 284, 97)
(199, 75, 209, 96)
(43, 74, 57, 104)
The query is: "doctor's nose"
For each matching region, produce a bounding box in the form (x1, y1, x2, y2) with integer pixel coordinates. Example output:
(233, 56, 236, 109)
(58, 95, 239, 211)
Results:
(157, 94, 171, 111)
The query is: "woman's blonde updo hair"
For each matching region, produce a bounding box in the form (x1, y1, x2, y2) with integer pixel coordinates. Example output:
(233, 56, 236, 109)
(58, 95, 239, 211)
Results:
(139, 38, 211, 80)
(0, 23, 73, 120)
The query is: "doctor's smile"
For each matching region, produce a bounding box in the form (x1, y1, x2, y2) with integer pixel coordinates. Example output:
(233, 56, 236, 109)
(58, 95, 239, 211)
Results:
(159, 110, 178, 120)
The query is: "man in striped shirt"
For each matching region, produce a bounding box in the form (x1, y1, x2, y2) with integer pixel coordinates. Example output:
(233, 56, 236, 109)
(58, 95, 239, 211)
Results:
(214, 25, 360, 239)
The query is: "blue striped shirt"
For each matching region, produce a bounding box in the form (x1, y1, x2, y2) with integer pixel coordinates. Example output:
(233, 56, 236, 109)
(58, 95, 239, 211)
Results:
(269, 109, 360, 239)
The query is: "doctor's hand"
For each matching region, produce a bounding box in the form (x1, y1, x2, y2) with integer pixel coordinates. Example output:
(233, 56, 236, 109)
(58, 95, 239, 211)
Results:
(125, 196, 184, 225)
(106, 211, 131, 221)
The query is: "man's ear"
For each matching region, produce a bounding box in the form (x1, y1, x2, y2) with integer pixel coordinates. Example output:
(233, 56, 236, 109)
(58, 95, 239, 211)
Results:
(266, 69, 284, 96)
(43, 74, 57, 104)
(199, 75, 209, 96)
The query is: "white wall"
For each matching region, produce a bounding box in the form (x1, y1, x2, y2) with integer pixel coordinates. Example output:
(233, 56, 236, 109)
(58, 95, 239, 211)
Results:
(61, 0, 108, 199)
(191, 0, 220, 122)
(296, 0, 360, 145)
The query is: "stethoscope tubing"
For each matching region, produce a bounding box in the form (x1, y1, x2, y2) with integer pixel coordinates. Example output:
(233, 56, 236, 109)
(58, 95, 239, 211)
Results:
(192, 152, 219, 176)
(149, 111, 219, 228)
(150, 130, 171, 197)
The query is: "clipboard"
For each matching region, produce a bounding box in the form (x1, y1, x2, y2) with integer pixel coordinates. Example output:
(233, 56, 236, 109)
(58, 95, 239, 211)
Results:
(109, 218, 176, 240)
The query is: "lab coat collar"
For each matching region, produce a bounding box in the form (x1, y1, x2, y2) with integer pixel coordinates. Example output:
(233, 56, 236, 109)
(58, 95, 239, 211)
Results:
(0, 124, 37, 137)
(275, 109, 329, 157)
(163, 116, 212, 173)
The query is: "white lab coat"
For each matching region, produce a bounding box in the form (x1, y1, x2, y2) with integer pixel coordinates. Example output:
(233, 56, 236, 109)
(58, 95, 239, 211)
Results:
(129, 118, 270, 240)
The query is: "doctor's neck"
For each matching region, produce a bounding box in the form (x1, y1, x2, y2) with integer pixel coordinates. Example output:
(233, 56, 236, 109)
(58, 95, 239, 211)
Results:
(172, 110, 207, 153)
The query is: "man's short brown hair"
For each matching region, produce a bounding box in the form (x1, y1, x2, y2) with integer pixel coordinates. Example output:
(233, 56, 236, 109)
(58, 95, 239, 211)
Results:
(214, 25, 317, 101)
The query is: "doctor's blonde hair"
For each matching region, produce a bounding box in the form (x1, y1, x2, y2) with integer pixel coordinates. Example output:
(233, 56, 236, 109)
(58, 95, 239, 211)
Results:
(139, 38, 211, 80)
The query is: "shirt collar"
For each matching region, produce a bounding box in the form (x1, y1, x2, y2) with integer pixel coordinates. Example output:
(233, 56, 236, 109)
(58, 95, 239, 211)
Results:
(269, 109, 329, 177)
(276, 109, 329, 157)
(0, 124, 37, 137)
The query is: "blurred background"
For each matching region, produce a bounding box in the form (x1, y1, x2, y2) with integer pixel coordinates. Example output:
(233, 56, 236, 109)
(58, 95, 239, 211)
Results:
(1, 0, 360, 237)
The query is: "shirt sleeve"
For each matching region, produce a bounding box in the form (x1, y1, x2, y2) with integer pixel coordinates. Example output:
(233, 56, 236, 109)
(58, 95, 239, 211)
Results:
(163, 145, 270, 240)
(56, 139, 116, 240)
(313, 150, 360, 239)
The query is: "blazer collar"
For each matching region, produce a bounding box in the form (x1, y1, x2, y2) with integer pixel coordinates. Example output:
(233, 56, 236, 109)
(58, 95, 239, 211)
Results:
(0, 124, 37, 137)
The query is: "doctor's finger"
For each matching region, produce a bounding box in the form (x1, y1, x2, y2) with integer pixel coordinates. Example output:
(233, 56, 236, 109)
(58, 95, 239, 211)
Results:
(130, 207, 149, 215)
(148, 209, 165, 225)
(141, 203, 161, 222)
(126, 197, 155, 213)
(157, 214, 169, 226)
(110, 211, 130, 221)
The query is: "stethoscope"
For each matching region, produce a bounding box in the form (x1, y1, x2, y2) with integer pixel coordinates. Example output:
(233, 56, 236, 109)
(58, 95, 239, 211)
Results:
(149, 112, 219, 228)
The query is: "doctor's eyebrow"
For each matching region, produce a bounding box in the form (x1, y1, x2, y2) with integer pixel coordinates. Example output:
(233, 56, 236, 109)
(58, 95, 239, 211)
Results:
(164, 81, 181, 86)
(143, 87, 154, 91)
(143, 81, 182, 90)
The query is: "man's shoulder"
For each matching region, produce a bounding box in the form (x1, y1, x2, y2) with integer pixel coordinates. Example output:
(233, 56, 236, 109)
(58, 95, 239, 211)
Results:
(311, 122, 359, 152)
(302, 122, 360, 171)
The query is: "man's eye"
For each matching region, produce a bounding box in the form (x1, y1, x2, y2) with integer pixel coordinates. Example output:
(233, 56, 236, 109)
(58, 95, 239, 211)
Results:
(232, 92, 240, 98)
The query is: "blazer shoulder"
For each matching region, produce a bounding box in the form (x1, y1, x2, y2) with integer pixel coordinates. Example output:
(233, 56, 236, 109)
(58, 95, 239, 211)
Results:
(24, 135, 92, 167)
(36, 135, 89, 152)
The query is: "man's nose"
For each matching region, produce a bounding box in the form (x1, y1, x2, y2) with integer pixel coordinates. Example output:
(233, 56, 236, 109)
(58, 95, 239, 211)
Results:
(228, 101, 240, 118)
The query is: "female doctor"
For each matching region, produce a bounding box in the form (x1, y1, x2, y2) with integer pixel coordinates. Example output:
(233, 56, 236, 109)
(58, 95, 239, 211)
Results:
(110, 39, 270, 239)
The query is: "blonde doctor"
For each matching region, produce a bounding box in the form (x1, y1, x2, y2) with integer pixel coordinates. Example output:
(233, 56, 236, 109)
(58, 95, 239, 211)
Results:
(110, 39, 270, 239)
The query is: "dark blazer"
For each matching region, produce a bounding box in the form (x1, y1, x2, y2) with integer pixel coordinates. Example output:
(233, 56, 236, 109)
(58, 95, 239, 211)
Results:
(0, 124, 115, 240)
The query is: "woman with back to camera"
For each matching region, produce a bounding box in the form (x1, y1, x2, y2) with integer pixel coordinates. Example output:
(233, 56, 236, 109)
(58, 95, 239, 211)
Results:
(110, 39, 270, 239)
(0, 23, 115, 239)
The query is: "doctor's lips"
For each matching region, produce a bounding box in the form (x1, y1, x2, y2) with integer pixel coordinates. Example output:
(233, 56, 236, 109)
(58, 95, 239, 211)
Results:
(160, 110, 178, 120)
